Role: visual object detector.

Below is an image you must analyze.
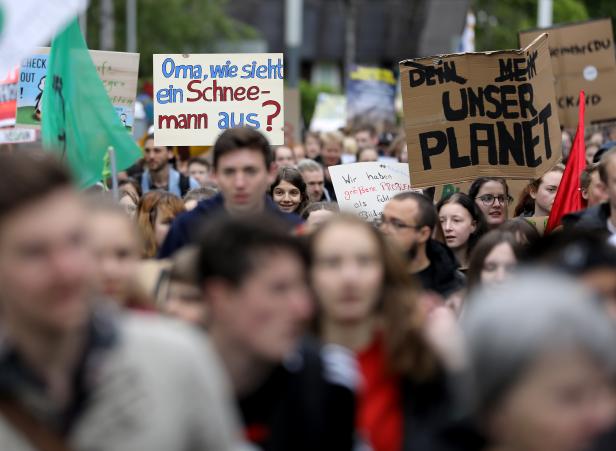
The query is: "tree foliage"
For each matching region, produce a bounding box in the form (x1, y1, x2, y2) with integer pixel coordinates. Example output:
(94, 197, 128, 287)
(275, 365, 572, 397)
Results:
(473, 0, 589, 51)
(85, 0, 256, 77)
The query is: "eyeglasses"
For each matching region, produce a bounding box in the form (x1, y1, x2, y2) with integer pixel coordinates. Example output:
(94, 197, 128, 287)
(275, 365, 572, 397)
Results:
(375, 217, 422, 231)
(475, 194, 513, 206)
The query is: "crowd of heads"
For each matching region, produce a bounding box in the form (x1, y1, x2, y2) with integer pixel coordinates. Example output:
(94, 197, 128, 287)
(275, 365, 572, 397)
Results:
(4, 121, 616, 451)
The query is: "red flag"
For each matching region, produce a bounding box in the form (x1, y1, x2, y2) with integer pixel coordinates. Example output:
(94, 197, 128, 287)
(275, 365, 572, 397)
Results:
(546, 90, 586, 233)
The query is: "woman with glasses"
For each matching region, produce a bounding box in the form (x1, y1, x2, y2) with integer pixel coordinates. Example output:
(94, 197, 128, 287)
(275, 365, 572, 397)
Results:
(436, 193, 488, 270)
(310, 215, 453, 451)
(468, 177, 512, 228)
(514, 165, 565, 217)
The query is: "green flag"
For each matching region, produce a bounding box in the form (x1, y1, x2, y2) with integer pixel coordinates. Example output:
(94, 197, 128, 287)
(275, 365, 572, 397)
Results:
(42, 19, 141, 188)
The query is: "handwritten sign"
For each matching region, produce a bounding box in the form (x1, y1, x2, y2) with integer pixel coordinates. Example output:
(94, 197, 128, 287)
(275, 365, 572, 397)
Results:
(329, 161, 414, 222)
(16, 48, 139, 128)
(153, 53, 284, 146)
(520, 18, 616, 128)
(399, 34, 561, 188)
(347, 65, 396, 130)
(0, 128, 36, 144)
(309, 92, 346, 132)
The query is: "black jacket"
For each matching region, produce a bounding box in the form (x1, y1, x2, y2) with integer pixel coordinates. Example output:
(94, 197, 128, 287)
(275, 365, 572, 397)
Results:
(239, 339, 356, 451)
(415, 240, 466, 297)
(562, 202, 611, 233)
(158, 193, 303, 258)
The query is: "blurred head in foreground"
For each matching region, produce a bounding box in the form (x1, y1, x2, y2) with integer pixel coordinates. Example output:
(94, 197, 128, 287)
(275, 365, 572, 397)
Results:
(463, 271, 616, 451)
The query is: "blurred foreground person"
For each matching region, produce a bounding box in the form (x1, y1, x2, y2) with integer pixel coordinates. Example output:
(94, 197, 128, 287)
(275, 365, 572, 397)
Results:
(197, 215, 356, 451)
(300, 202, 338, 233)
(87, 197, 144, 308)
(163, 246, 206, 326)
(524, 230, 616, 321)
(311, 215, 455, 451)
(0, 152, 242, 450)
(456, 272, 616, 451)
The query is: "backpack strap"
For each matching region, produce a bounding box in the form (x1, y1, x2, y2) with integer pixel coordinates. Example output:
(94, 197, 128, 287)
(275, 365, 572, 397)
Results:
(179, 174, 191, 197)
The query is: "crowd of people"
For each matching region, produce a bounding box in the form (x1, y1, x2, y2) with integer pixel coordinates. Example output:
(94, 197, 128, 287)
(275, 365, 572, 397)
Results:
(2, 121, 616, 451)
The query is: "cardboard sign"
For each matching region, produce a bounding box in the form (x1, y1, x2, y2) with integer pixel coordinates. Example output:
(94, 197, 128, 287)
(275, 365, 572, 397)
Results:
(520, 18, 616, 128)
(153, 53, 284, 146)
(16, 48, 139, 128)
(329, 161, 414, 222)
(309, 92, 346, 132)
(399, 34, 561, 188)
(0, 68, 19, 128)
(0, 128, 36, 144)
(346, 66, 396, 130)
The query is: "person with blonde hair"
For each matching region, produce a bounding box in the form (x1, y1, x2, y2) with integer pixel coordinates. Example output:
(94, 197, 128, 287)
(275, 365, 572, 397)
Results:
(316, 131, 344, 201)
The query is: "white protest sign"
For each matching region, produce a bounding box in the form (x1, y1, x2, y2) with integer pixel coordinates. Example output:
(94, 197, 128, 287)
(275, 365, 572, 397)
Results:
(153, 53, 284, 146)
(16, 48, 140, 129)
(329, 161, 413, 222)
(0, 128, 36, 143)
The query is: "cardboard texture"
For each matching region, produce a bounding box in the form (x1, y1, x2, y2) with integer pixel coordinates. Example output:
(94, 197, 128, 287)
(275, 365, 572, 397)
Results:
(329, 161, 413, 222)
(520, 18, 616, 128)
(399, 34, 562, 188)
(153, 53, 284, 146)
(17, 48, 140, 129)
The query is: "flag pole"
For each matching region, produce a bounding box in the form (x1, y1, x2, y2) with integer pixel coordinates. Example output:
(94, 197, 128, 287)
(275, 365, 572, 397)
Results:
(108, 146, 119, 200)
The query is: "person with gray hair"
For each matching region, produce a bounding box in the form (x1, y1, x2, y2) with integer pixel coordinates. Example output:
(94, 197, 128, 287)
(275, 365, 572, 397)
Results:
(460, 270, 616, 451)
(297, 158, 332, 202)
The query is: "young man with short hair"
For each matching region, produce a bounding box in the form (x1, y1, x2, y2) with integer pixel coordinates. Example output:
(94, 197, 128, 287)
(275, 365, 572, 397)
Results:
(197, 214, 356, 451)
(580, 163, 608, 208)
(141, 134, 199, 196)
(158, 128, 303, 258)
(0, 151, 242, 450)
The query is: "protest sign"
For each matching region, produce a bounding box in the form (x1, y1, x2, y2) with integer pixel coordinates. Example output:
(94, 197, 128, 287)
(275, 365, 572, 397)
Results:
(309, 92, 346, 132)
(0, 67, 18, 127)
(0, 128, 36, 144)
(152, 53, 284, 146)
(16, 48, 139, 128)
(346, 66, 396, 131)
(399, 33, 561, 188)
(329, 161, 413, 222)
(520, 18, 616, 128)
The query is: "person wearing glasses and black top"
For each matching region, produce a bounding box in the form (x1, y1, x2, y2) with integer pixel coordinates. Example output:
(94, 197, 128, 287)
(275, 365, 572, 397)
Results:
(378, 192, 465, 299)
(468, 177, 513, 228)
